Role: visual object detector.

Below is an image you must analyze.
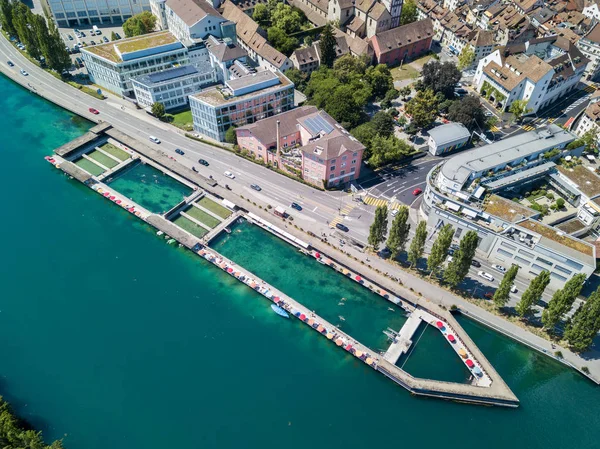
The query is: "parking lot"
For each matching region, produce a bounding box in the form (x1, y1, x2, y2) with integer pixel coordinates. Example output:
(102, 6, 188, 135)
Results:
(59, 23, 124, 72)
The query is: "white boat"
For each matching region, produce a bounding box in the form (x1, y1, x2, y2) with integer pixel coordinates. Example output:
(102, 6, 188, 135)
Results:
(156, 231, 164, 236)
(271, 304, 289, 318)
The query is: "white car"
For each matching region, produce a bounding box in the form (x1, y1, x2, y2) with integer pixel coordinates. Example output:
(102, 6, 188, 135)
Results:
(20, 69, 28, 76)
(478, 271, 494, 282)
(447, 255, 454, 263)
(510, 285, 518, 294)
(391, 209, 398, 217)
(224, 171, 235, 179)
(492, 264, 506, 273)
(148, 136, 160, 144)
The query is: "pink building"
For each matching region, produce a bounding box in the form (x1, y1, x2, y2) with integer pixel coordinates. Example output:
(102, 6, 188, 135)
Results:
(236, 106, 365, 187)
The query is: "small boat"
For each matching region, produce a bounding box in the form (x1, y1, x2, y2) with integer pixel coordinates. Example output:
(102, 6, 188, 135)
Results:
(156, 231, 164, 236)
(388, 307, 395, 312)
(224, 228, 231, 234)
(271, 304, 289, 318)
(339, 315, 346, 321)
(167, 238, 176, 244)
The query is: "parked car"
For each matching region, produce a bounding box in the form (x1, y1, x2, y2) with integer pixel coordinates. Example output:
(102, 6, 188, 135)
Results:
(90, 40, 96, 45)
(455, 88, 468, 95)
(471, 260, 481, 268)
(483, 292, 494, 299)
(291, 202, 302, 211)
(250, 184, 261, 191)
(20, 69, 28, 76)
(88, 107, 99, 114)
(68, 34, 73, 40)
(391, 209, 398, 217)
(492, 264, 506, 273)
(149, 136, 161, 144)
(484, 110, 493, 117)
(336, 223, 349, 232)
(175, 148, 185, 155)
(103, 36, 109, 43)
(478, 271, 494, 282)
(448, 248, 455, 256)
(510, 285, 518, 294)
(413, 188, 423, 196)
(115, 32, 121, 39)
(198, 159, 209, 166)
(447, 255, 454, 263)
(224, 171, 235, 179)
(7, 60, 14, 67)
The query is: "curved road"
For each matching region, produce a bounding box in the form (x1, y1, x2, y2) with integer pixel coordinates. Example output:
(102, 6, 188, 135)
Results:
(0, 35, 373, 243)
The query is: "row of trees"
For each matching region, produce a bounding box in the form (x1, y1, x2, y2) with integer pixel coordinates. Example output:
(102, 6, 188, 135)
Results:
(368, 208, 480, 287)
(0, 0, 71, 73)
(0, 396, 64, 448)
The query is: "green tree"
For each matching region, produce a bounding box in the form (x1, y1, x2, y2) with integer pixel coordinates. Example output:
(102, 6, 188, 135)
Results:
(556, 197, 565, 208)
(399, 85, 412, 100)
(324, 84, 362, 128)
(333, 54, 367, 82)
(285, 68, 307, 90)
(253, 3, 270, 26)
(368, 134, 412, 168)
(368, 205, 388, 250)
(515, 270, 550, 318)
(111, 31, 119, 41)
(319, 23, 336, 68)
(267, 27, 299, 55)
(509, 99, 531, 123)
(542, 274, 586, 331)
(448, 94, 485, 129)
(400, 0, 417, 25)
(405, 88, 439, 128)
(42, 20, 71, 73)
(443, 230, 478, 287)
(408, 220, 427, 267)
(427, 224, 455, 277)
(564, 286, 600, 352)
(422, 60, 461, 99)
(457, 46, 475, 70)
(151, 101, 166, 119)
(381, 88, 399, 109)
(581, 128, 599, 154)
(387, 206, 410, 258)
(365, 64, 394, 100)
(270, 3, 304, 33)
(123, 11, 157, 37)
(370, 111, 395, 137)
(493, 264, 519, 308)
(225, 125, 238, 145)
(0, 0, 16, 36)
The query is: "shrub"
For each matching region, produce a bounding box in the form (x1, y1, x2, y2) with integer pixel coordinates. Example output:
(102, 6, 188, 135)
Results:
(546, 192, 554, 200)
(554, 350, 563, 358)
(267, 205, 272, 209)
(450, 304, 458, 311)
(582, 366, 590, 374)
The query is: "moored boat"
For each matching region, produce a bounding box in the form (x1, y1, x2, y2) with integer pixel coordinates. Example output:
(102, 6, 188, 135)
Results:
(271, 304, 289, 318)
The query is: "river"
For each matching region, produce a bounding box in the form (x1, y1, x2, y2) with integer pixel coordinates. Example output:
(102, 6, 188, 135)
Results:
(1, 73, 599, 449)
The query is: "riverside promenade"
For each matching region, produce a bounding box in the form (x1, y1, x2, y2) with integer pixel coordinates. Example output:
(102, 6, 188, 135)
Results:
(50, 125, 518, 407)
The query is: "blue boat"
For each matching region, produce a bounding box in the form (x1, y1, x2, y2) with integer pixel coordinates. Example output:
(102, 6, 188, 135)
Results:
(271, 304, 289, 318)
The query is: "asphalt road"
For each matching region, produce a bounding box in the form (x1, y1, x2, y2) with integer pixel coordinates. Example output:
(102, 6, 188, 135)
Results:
(0, 36, 377, 244)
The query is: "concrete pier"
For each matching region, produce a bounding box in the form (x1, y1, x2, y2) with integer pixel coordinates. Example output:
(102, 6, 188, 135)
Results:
(50, 125, 519, 408)
(384, 312, 422, 364)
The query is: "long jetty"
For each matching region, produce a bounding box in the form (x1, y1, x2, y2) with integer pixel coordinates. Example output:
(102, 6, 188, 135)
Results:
(49, 124, 519, 407)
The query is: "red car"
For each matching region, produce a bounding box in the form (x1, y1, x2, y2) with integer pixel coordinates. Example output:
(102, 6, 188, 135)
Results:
(413, 188, 423, 196)
(88, 107, 99, 114)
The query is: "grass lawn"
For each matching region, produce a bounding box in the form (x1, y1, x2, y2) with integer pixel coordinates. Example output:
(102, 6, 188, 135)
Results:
(67, 81, 105, 99)
(197, 197, 231, 219)
(88, 150, 119, 168)
(100, 143, 130, 161)
(168, 109, 194, 131)
(410, 53, 436, 67)
(391, 65, 420, 81)
(186, 205, 221, 228)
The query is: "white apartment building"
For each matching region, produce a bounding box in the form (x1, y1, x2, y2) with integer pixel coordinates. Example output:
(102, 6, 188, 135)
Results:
(189, 70, 295, 141)
(149, 0, 168, 30)
(474, 36, 588, 114)
(576, 23, 600, 81)
(165, 0, 229, 42)
(132, 65, 217, 109)
(81, 31, 189, 96)
(583, 0, 600, 21)
(48, 0, 150, 27)
(422, 125, 595, 290)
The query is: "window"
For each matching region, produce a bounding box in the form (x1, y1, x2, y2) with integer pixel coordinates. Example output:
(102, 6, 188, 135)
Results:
(329, 173, 335, 179)
(498, 249, 513, 258)
(340, 170, 345, 175)
(518, 248, 534, 258)
(554, 265, 572, 275)
(330, 165, 335, 171)
(550, 272, 567, 282)
(514, 256, 530, 265)
(501, 241, 517, 251)
(351, 159, 356, 164)
(531, 263, 547, 272)
(536, 256, 553, 266)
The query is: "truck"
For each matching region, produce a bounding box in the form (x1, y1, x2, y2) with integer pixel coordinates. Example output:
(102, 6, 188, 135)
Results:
(92, 25, 101, 34)
(274, 206, 287, 218)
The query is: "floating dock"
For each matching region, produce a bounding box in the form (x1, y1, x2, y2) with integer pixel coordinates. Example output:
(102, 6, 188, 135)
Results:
(49, 124, 518, 408)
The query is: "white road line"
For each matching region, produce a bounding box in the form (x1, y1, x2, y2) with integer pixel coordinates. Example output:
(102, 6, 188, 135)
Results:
(313, 206, 318, 212)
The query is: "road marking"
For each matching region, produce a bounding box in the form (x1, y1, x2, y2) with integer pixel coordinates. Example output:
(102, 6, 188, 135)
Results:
(521, 125, 535, 131)
(312, 206, 318, 212)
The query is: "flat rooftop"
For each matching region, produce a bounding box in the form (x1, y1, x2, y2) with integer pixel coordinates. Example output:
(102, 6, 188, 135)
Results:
(192, 71, 291, 106)
(83, 31, 180, 63)
(440, 125, 575, 188)
(483, 194, 537, 223)
(133, 65, 199, 86)
(557, 165, 600, 199)
(519, 219, 595, 259)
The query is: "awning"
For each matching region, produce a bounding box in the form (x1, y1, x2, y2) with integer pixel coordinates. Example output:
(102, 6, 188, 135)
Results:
(299, 314, 307, 321)
(445, 201, 461, 212)
(317, 325, 325, 332)
(473, 366, 482, 375)
(307, 318, 315, 326)
(458, 348, 467, 358)
(436, 321, 444, 329)
(474, 186, 485, 199)
(336, 338, 343, 346)
(355, 275, 362, 281)
(345, 344, 353, 350)
(354, 350, 363, 357)
(448, 335, 456, 343)
(466, 359, 475, 368)
(315, 252, 321, 259)
(366, 357, 374, 365)
(462, 208, 478, 218)
(326, 333, 334, 339)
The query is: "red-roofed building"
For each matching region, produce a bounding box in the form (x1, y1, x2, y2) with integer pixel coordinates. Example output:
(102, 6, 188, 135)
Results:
(369, 19, 434, 65)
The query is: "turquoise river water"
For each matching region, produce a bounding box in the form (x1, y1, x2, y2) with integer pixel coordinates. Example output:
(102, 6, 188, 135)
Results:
(1, 73, 600, 449)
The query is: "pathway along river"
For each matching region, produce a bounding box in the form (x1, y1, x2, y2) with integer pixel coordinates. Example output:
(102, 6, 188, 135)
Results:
(1, 74, 599, 449)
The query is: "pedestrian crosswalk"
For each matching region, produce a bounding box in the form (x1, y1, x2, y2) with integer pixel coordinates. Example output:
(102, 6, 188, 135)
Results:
(564, 93, 592, 115)
(329, 204, 356, 227)
(547, 118, 556, 124)
(489, 125, 501, 133)
(362, 195, 404, 210)
(521, 125, 536, 131)
(583, 84, 596, 93)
